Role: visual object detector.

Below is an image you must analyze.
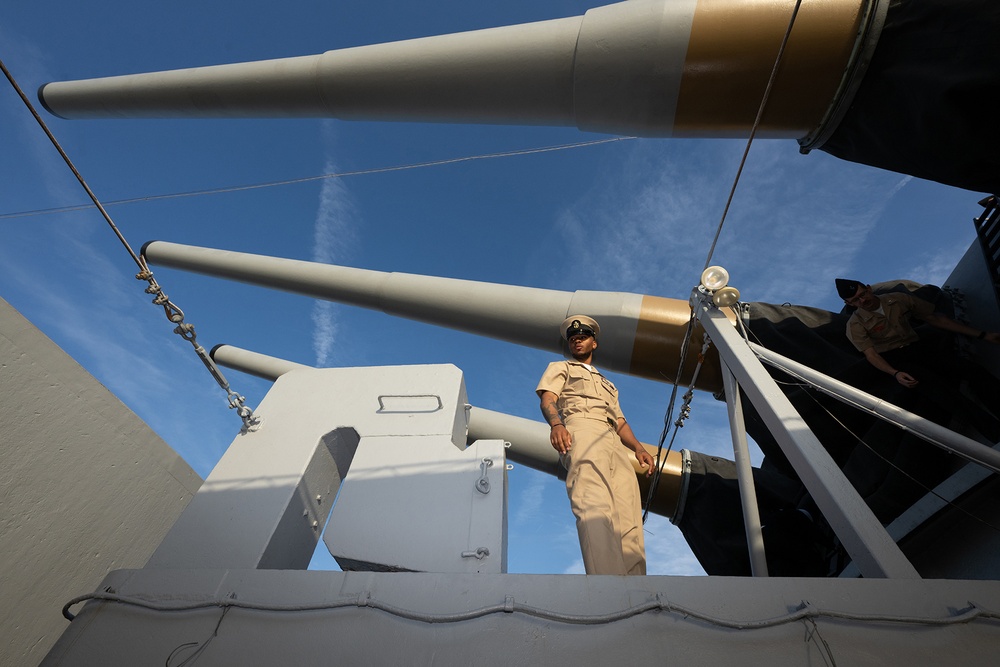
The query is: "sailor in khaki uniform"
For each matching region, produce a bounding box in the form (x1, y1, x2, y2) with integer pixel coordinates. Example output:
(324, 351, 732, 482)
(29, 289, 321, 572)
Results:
(838, 277, 1000, 444)
(837, 278, 1000, 387)
(536, 315, 654, 575)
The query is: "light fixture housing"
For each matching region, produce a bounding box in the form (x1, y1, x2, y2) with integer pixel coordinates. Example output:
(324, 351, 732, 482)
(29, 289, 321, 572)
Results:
(712, 286, 741, 307)
(700, 266, 730, 291)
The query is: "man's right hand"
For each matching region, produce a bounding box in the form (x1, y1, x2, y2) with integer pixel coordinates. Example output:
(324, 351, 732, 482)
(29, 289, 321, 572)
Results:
(894, 370, 919, 388)
(550, 423, 572, 454)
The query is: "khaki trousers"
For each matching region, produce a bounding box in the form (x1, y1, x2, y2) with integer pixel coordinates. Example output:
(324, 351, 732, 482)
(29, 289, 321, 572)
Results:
(563, 417, 646, 575)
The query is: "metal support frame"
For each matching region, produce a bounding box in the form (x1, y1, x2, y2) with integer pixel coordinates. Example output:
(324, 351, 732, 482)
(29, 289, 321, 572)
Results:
(694, 290, 919, 579)
(721, 368, 768, 576)
(749, 341, 1000, 475)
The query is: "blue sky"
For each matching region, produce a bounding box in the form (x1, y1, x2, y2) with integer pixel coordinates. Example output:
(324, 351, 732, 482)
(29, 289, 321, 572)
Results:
(1, 1, 987, 576)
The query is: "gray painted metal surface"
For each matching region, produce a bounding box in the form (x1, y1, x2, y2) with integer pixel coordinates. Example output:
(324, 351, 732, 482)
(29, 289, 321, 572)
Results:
(325, 437, 507, 573)
(209, 343, 561, 476)
(36, 1, 720, 135)
(147, 364, 473, 570)
(0, 296, 202, 665)
(721, 368, 768, 577)
(205, 344, 567, 478)
(210, 343, 308, 380)
(45, 568, 1000, 665)
(145, 240, 647, 380)
(36, 0, 892, 151)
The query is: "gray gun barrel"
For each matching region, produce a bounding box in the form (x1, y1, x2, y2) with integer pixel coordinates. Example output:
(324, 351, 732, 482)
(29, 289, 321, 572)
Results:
(37, 1, 1000, 192)
(145, 240, 725, 392)
(38, 0, 877, 140)
(208, 343, 685, 517)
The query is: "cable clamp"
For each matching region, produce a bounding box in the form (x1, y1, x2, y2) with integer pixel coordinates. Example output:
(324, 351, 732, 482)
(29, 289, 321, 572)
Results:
(461, 547, 490, 560)
(475, 458, 494, 494)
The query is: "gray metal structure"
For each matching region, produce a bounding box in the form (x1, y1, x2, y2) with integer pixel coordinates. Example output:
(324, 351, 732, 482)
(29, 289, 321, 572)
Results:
(0, 296, 202, 666)
(42, 571, 1000, 665)
(144, 363, 507, 574)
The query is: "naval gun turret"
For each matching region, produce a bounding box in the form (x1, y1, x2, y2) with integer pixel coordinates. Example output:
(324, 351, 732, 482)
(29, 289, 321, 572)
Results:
(138, 239, 880, 577)
(38, 0, 1000, 192)
(141, 238, 1000, 578)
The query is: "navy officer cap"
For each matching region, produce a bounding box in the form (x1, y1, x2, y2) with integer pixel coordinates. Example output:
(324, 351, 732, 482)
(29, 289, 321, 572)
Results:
(835, 278, 864, 300)
(561, 315, 600, 340)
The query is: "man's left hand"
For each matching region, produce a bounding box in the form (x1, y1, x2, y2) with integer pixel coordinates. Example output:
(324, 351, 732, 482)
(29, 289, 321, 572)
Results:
(635, 449, 655, 477)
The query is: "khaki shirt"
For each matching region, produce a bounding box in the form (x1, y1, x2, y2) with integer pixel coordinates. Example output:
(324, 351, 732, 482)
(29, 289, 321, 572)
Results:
(846, 292, 934, 353)
(536, 360, 625, 426)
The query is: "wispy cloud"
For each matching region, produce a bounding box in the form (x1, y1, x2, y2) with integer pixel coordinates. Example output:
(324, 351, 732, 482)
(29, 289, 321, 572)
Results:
(562, 557, 585, 575)
(539, 139, 912, 311)
(906, 237, 975, 286)
(310, 125, 359, 367)
(513, 469, 548, 524)
(644, 515, 706, 575)
(715, 150, 913, 306)
(0, 27, 85, 211)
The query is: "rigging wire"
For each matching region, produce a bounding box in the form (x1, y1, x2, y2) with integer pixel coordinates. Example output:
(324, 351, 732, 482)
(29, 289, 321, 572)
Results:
(641, 312, 694, 521)
(1, 56, 260, 431)
(0, 136, 637, 221)
(642, 318, 709, 524)
(1, 57, 142, 268)
(702, 0, 803, 270)
(647, 0, 804, 516)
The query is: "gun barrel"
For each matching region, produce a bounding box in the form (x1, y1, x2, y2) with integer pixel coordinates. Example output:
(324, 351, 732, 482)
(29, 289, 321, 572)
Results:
(38, 0, 873, 139)
(145, 240, 724, 392)
(209, 343, 309, 380)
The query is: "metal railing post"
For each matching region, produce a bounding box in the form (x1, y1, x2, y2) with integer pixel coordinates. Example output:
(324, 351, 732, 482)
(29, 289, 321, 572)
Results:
(721, 367, 769, 576)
